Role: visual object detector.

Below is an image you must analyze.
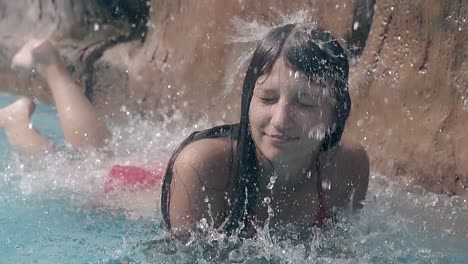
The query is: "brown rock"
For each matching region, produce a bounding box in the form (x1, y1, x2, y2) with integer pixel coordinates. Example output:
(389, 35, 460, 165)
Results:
(347, 0, 468, 196)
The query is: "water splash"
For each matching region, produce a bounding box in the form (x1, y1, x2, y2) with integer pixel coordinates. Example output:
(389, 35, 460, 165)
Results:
(1, 108, 212, 220)
(224, 11, 318, 93)
(307, 126, 326, 141)
(227, 10, 314, 44)
(1, 94, 467, 262)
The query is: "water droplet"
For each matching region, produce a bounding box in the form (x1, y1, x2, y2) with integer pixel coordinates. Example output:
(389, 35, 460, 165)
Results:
(294, 71, 300, 79)
(321, 180, 331, 190)
(353, 21, 360, 30)
(385, 128, 393, 136)
(198, 218, 208, 230)
(267, 205, 274, 217)
(266, 173, 278, 190)
(308, 128, 325, 140)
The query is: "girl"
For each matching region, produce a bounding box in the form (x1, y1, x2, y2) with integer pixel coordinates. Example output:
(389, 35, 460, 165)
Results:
(161, 23, 369, 238)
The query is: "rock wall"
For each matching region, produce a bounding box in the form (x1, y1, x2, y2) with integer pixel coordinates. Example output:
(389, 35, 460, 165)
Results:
(347, 0, 467, 196)
(0, 0, 466, 196)
(0, 0, 145, 104)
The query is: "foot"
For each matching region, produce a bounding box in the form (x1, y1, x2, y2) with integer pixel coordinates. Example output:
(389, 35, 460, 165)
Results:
(0, 97, 35, 130)
(11, 39, 61, 73)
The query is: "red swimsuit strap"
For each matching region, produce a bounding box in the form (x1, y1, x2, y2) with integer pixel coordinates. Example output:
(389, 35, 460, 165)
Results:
(314, 158, 327, 227)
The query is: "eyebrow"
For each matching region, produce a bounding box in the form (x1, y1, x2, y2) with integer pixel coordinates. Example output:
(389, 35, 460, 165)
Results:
(254, 87, 278, 93)
(256, 85, 325, 93)
(297, 89, 321, 96)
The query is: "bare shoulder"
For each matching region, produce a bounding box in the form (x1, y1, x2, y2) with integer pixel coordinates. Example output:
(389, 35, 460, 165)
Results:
(168, 137, 235, 229)
(337, 138, 370, 180)
(322, 138, 370, 210)
(174, 137, 235, 190)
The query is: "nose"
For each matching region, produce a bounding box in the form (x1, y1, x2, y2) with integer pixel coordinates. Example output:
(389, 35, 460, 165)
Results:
(270, 100, 294, 130)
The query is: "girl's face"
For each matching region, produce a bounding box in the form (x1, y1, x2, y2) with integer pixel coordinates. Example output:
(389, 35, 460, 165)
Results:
(249, 57, 335, 164)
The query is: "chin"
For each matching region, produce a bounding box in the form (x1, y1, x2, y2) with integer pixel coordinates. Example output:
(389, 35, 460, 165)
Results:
(260, 141, 321, 163)
(261, 146, 290, 162)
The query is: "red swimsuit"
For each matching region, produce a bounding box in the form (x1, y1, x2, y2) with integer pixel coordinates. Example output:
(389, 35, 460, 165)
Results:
(104, 162, 167, 193)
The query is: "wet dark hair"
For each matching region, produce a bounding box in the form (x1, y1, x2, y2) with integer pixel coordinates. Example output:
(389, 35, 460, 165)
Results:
(161, 23, 350, 235)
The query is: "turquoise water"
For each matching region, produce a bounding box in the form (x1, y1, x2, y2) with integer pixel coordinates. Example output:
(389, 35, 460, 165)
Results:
(0, 92, 467, 263)
(0, 94, 162, 263)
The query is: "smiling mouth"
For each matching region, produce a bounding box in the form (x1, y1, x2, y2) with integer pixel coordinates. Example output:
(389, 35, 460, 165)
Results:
(266, 133, 300, 144)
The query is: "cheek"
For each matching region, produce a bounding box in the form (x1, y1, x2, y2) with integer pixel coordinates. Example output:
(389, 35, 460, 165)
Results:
(300, 109, 335, 140)
(248, 103, 264, 148)
(248, 100, 269, 129)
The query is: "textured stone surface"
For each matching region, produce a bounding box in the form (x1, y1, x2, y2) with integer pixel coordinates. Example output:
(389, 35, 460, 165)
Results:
(0, 0, 466, 196)
(347, 0, 467, 196)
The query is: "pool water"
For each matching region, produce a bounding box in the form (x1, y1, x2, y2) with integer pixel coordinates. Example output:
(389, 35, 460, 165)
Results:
(0, 93, 467, 263)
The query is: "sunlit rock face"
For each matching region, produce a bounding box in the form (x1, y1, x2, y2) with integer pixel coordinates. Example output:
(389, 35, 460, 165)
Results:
(0, 0, 466, 196)
(346, 0, 468, 197)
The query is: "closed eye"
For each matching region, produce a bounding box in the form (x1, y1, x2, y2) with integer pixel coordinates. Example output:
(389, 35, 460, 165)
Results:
(259, 97, 278, 104)
(297, 93, 319, 108)
(297, 101, 318, 108)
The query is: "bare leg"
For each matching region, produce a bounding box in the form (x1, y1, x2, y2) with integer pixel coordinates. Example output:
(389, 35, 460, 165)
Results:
(0, 97, 53, 154)
(11, 39, 111, 149)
